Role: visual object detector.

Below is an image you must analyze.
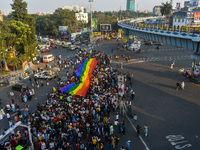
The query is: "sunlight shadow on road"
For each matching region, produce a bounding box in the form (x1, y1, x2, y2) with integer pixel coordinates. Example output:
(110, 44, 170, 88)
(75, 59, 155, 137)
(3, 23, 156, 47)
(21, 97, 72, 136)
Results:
(132, 105, 166, 122)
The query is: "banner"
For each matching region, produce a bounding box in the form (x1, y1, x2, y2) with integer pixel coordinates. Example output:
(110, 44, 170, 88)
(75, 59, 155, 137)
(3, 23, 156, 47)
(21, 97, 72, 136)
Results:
(190, 0, 198, 7)
(194, 12, 200, 22)
(93, 31, 102, 37)
(176, 3, 181, 10)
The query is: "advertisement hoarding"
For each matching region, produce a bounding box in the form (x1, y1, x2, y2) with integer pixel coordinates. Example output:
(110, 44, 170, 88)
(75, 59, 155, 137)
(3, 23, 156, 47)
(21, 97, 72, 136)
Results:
(100, 24, 112, 31)
(194, 12, 200, 22)
(176, 3, 181, 10)
(190, 0, 198, 7)
(93, 31, 102, 37)
(59, 26, 68, 31)
(184, 1, 190, 7)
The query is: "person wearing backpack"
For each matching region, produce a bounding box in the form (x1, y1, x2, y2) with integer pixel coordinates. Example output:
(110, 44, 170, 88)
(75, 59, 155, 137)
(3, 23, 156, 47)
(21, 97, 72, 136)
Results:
(80, 142, 85, 150)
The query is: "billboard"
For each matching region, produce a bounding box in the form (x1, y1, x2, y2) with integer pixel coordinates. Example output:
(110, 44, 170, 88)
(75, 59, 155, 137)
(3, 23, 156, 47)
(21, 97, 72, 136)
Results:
(59, 26, 68, 31)
(176, 3, 181, 10)
(194, 12, 200, 22)
(190, 0, 198, 7)
(184, 1, 190, 7)
(100, 24, 112, 31)
(92, 18, 99, 31)
(93, 31, 102, 37)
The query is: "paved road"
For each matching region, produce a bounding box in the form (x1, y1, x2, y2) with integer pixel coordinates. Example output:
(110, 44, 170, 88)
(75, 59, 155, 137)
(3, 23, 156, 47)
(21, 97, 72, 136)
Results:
(0, 39, 200, 150)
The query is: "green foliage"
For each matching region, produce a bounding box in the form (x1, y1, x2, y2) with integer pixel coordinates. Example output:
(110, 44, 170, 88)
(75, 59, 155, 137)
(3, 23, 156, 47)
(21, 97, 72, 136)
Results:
(161, 2, 172, 16)
(11, 0, 28, 22)
(0, 0, 37, 71)
(181, 6, 189, 11)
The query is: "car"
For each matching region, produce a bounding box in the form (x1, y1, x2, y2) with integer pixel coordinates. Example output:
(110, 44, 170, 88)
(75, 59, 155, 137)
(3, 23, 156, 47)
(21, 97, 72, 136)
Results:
(0, 78, 9, 87)
(69, 45, 76, 51)
(75, 41, 81, 45)
(34, 70, 55, 79)
(41, 48, 50, 53)
(144, 41, 153, 45)
(12, 83, 28, 92)
(63, 42, 71, 48)
(154, 42, 163, 45)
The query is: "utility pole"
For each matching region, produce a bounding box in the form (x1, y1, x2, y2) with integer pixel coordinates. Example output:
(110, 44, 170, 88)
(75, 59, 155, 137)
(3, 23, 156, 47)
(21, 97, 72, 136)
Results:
(119, 6, 122, 20)
(89, 0, 93, 44)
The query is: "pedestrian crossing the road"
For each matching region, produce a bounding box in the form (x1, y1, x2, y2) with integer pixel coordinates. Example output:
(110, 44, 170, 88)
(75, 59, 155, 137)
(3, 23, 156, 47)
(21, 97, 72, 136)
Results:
(126, 55, 190, 64)
(146, 48, 186, 52)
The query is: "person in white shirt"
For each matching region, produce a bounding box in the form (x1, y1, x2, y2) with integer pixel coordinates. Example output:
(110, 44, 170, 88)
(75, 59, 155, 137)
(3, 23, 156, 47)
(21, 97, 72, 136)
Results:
(41, 141, 46, 150)
(49, 141, 55, 149)
(133, 114, 137, 124)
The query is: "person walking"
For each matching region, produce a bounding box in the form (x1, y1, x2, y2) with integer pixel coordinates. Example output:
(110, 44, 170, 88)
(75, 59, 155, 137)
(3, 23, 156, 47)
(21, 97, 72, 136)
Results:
(176, 81, 180, 90)
(121, 62, 123, 69)
(126, 140, 131, 150)
(46, 79, 49, 86)
(144, 124, 148, 137)
(136, 125, 142, 136)
(133, 114, 137, 124)
(129, 113, 133, 123)
(181, 81, 185, 89)
(131, 90, 135, 101)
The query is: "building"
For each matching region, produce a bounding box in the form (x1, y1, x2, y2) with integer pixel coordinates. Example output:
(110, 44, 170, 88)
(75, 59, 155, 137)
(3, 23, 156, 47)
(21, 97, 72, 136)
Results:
(173, 11, 200, 28)
(0, 10, 3, 21)
(75, 11, 88, 24)
(184, 1, 190, 7)
(153, 6, 162, 16)
(126, 0, 135, 11)
(62, 5, 84, 12)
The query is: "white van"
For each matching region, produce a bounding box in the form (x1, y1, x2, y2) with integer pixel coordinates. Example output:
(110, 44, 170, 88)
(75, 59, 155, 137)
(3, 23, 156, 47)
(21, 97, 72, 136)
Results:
(43, 54, 55, 63)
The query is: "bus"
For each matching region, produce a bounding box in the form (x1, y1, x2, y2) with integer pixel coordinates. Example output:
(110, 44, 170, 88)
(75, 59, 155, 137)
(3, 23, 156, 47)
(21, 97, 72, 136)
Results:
(43, 54, 55, 63)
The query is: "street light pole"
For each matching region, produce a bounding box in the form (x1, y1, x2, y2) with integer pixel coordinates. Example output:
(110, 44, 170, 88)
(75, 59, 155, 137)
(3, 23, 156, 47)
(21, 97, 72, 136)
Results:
(89, 0, 93, 44)
(137, 3, 139, 18)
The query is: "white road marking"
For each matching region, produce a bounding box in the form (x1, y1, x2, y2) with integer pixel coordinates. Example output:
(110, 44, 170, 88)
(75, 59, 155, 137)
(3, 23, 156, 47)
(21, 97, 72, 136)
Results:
(126, 115, 150, 150)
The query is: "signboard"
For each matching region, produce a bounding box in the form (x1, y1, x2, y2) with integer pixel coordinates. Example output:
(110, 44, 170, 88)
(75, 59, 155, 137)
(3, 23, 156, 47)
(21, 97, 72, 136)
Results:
(100, 24, 112, 31)
(59, 26, 68, 31)
(190, 0, 198, 7)
(92, 18, 99, 31)
(184, 1, 190, 7)
(176, 3, 181, 10)
(194, 12, 200, 22)
(118, 75, 124, 85)
(93, 31, 102, 37)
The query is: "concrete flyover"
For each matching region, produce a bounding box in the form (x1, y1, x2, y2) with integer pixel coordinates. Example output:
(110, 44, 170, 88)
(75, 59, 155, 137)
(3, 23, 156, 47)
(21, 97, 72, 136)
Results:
(118, 20, 200, 53)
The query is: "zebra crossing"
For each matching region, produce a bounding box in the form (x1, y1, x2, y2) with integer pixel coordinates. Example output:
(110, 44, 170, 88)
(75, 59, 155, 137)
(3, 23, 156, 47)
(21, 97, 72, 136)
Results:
(146, 48, 185, 52)
(126, 55, 191, 64)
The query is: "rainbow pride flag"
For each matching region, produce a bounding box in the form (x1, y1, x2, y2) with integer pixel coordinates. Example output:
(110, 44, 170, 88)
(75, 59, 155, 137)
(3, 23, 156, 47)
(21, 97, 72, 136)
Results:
(59, 58, 98, 97)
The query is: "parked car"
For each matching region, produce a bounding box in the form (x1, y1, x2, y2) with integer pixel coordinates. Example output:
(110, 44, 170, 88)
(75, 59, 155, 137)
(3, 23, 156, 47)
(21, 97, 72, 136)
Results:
(75, 41, 81, 45)
(70, 45, 76, 51)
(34, 70, 55, 79)
(12, 83, 28, 92)
(144, 41, 153, 45)
(63, 42, 71, 48)
(0, 78, 9, 87)
(41, 48, 50, 53)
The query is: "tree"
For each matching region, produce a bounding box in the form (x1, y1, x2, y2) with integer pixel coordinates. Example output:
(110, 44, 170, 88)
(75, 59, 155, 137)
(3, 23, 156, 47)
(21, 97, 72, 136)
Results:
(161, 2, 172, 16)
(11, 0, 28, 22)
(181, 6, 189, 11)
(10, 0, 36, 61)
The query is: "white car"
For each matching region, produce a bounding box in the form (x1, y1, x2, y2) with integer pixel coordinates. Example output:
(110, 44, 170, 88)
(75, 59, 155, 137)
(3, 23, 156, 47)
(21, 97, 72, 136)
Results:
(63, 42, 72, 48)
(70, 45, 76, 51)
(34, 71, 55, 79)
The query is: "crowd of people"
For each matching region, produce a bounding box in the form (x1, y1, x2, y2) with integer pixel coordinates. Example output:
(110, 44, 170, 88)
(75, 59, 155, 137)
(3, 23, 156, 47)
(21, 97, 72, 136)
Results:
(0, 48, 150, 150)
(0, 50, 137, 150)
